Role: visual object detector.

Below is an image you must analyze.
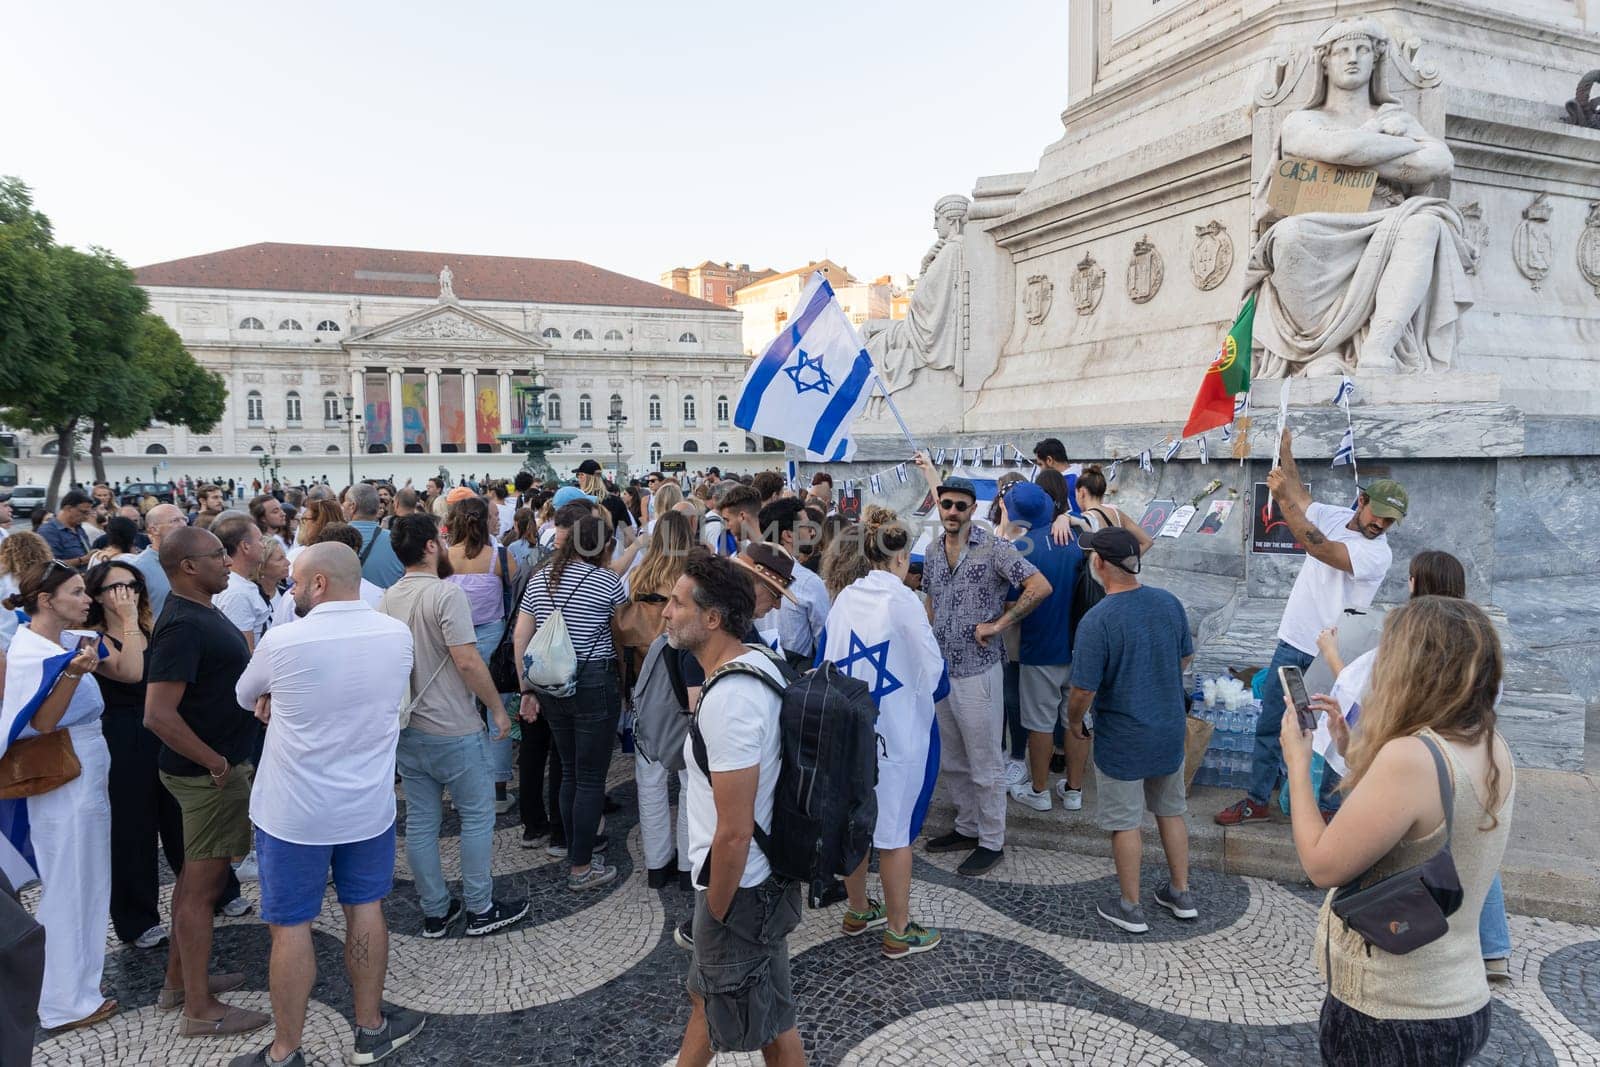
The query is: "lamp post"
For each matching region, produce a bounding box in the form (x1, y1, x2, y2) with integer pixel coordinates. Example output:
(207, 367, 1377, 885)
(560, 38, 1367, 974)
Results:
(607, 400, 627, 481)
(266, 426, 281, 488)
(340, 393, 362, 488)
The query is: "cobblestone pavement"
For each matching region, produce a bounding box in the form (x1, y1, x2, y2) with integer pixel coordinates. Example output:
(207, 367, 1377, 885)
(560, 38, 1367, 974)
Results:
(30, 763, 1600, 1066)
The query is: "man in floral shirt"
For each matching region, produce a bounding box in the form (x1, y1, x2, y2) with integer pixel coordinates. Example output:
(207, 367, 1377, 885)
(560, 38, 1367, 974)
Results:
(911, 456, 1052, 875)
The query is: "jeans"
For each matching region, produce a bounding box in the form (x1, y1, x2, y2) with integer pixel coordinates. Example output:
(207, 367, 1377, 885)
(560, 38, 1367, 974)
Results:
(542, 661, 621, 868)
(1002, 659, 1025, 761)
(474, 619, 515, 784)
(519, 714, 564, 839)
(1247, 640, 1316, 805)
(396, 727, 497, 916)
(1480, 873, 1512, 959)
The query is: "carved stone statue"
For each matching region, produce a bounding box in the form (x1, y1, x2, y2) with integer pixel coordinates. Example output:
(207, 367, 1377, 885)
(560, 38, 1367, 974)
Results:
(1245, 18, 1473, 377)
(438, 265, 456, 303)
(863, 194, 970, 414)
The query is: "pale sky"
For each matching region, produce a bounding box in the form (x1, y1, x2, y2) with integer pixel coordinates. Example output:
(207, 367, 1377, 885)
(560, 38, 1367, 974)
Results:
(2, 1, 1070, 287)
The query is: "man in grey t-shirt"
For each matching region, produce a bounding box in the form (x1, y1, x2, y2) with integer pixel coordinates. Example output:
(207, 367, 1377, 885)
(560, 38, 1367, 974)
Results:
(379, 513, 526, 938)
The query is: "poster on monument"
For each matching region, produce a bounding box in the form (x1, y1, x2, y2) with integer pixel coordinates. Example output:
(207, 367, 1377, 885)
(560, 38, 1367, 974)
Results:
(1197, 500, 1233, 535)
(476, 382, 500, 446)
(1251, 482, 1309, 555)
(439, 377, 465, 453)
(401, 374, 428, 453)
(1137, 499, 1177, 539)
(1265, 156, 1378, 217)
(363, 373, 390, 452)
(1158, 504, 1197, 538)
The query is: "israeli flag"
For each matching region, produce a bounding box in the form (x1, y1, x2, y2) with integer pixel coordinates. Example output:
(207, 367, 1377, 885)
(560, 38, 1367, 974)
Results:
(993, 443, 1005, 466)
(1221, 421, 1233, 441)
(733, 273, 877, 462)
(1333, 426, 1356, 467)
(869, 473, 883, 495)
(1012, 445, 1027, 463)
(1332, 376, 1355, 410)
(1199, 435, 1209, 464)
(894, 463, 908, 485)
(1139, 450, 1153, 473)
(933, 447, 947, 466)
(1107, 462, 1118, 484)
(1234, 394, 1251, 418)
(1163, 438, 1182, 463)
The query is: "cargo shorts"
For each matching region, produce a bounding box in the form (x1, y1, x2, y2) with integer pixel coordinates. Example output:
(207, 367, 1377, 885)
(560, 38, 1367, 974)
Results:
(686, 876, 803, 1053)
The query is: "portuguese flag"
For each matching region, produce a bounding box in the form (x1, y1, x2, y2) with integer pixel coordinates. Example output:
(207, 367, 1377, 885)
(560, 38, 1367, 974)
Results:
(1182, 295, 1256, 438)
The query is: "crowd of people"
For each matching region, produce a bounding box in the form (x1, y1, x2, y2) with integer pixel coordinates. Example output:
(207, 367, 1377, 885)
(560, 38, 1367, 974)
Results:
(0, 433, 1515, 1067)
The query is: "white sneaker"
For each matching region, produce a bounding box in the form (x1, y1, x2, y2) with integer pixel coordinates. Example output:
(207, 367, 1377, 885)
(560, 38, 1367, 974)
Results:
(134, 924, 168, 949)
(1008, 780, 1051, 812)
(1003, 760, 1029, 787)
(1054, 780, 1083, 811)
(220, 896, 254, 918)
(233, 850, 259, 882)
(494, 790, 517, 815)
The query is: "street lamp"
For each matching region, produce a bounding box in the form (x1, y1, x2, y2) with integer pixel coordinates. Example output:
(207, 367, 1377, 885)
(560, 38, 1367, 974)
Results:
(266, 426, 281, 488)
(340, 393, 362, 488)
(607, 400, 627, 480)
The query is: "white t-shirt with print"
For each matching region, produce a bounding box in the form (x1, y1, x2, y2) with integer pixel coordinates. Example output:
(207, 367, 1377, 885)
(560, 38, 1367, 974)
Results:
(683, 650, 785, 889)
(1276, 504, 1391, 655)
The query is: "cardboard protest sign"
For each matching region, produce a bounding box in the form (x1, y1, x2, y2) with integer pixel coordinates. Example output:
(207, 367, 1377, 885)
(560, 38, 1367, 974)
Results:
(1265, 156, 1377, 217)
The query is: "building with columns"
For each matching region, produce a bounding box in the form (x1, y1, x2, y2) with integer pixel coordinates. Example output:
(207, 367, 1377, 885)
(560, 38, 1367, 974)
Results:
(76, 242, 773, 482)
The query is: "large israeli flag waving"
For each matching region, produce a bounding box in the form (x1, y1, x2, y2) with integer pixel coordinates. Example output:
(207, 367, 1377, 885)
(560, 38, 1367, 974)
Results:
(734, 272, 877, 462)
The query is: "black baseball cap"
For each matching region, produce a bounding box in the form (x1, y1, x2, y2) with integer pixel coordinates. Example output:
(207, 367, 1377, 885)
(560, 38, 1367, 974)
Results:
(574, 459, 602, 475)
(1078, 526, 1141, 574)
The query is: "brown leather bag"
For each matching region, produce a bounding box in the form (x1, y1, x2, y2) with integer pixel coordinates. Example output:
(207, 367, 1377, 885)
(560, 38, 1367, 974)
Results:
(615, 592, 669, 657)
(0, 730, 81, 799)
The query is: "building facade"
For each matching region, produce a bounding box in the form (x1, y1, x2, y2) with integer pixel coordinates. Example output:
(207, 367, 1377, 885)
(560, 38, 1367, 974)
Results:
(659, 260, 776, 308)
(732, 260, 899, 354)
(57, 243, 772, 481)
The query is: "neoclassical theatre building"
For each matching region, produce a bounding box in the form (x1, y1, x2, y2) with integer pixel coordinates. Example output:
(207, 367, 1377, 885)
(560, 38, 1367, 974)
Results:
(115, 242, 765, 478)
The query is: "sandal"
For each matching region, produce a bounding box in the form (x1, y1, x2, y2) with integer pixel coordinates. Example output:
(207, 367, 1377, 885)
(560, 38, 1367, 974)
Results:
(52, 998, 119, 1032)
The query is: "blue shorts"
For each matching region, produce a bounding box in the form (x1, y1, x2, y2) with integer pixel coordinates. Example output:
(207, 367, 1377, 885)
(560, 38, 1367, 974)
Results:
(256, 823, 396, 926)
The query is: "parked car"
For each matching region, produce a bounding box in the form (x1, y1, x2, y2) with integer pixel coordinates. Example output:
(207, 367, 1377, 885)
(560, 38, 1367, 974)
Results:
(5, 485, 48, 519)
(118, 482, 175, 507)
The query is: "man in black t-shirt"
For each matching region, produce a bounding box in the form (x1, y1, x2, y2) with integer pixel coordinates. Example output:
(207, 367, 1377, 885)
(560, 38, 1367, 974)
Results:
(143, 525, 271, 1039)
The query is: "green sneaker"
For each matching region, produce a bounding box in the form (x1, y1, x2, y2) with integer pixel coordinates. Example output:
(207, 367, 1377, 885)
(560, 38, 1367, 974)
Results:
(882, 921, 942, 959)
(841, 899, 888, 937)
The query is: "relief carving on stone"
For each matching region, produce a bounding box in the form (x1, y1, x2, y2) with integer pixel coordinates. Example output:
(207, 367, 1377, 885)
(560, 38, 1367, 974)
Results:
(243, 372, 265, 384)
(179, 306, 215, 325)
(1070, 253, 1105, 315)
(1023, 274, 1054, 324)
(1456, 201, 1487, 275)
(396, 314, 500, 342)
(1512, 193, 1554, 291)
(1579, 203, 1600, 298)
(320, 373, 340, 385)
(282, 373, 303, 386)
(1189, 221, 1234, 291)
(1127, 236, 1164, 304)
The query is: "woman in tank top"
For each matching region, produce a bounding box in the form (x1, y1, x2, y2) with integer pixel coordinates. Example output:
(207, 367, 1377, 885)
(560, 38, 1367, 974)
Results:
(1280, 596, 1514, 1066)
(1071, 465, 1153, 554)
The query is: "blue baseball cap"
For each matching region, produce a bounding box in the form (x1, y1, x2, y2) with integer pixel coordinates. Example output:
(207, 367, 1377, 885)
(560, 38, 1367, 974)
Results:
(552, 486, 595, 509)
(1003, 482, 1054, 530)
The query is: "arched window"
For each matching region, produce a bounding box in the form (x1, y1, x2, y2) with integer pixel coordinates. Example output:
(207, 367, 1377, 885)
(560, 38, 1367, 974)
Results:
(573, 328, 594, 341)
(546, 394, 562, 424)
(682, 439, 699, 453)
(745, 436, 758, 453)
(250, 445, 265, 453)
(197, 445, 213, 453)
(246, 391, 264, 424)
(315, 320, 340, 332)
(323, 393, 340, 422)
(578, 394, 593, 425)
(145, 443, 167, 454)
(326, 444, 341, 453)
(683, 395, 697, 425)
(648, 395, 662, 425)
(717, 441, 730, 454)
(679, 332, 698, 343)
(603, 329, 624, 341)
(285, 391, 302, 425)
(580, 442, 594, 454)
(278, 318, 302, 331)
(542, 327, 561, 339)
(716, 395, 730, 424)
(239, 317, 264, 330)
(288, 445, 304, 454)
(649, 442, 662, 465)
(608, 393, 623, 420)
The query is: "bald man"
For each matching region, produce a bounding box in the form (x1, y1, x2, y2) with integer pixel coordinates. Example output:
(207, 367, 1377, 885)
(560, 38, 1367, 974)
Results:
(131, 503, 189, 618)
(233, 542, 424, 1067)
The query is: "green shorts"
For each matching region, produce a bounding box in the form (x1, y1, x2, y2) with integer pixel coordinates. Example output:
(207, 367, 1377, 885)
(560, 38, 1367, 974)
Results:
(160, 762, 254, 861)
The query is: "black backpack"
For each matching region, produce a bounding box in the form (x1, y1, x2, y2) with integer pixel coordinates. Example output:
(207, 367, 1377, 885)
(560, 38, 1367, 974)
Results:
(488, 565, 536, 694)
(1068, 527, 1104, 642)
(692, 650, 879, 908)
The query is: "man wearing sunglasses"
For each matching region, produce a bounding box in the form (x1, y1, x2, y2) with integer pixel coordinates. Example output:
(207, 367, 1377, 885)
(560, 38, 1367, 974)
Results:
(911, 453, 1052, 876)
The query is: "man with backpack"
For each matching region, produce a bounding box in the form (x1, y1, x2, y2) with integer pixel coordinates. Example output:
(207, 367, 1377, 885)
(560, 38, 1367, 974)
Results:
(665, 554, 806, 1067)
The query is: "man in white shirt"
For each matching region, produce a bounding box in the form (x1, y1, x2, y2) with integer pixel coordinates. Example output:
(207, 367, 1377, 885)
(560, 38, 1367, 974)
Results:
(209, 512, 269, 650)
(488, 483, 516, 540)
(233, 543, 426, 1067)
(665, 554, 803, 1067)
(1215, 429, 1405, 826)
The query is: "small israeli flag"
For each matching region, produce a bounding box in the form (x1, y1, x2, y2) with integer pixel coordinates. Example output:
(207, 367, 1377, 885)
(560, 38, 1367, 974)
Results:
(894, 463, 908, 484)
(993, 443, 1005, 465)
(1332, 376, 1355, 410)
(1163, 438, 1182, 463)
(1199, 435, 1209, 465)
(1221, 421, 1233, 441)
(1012, 445, 1027, 463)
(1107, 462, 1118, 484)
(1234, 394, 1251, 418)
(843, 479, 855, 496)
(933, 447, 947, 465)
(869, 473, 883, 495)
(1139, 450, 1153, 473)
(1333, 425, 1356, 467)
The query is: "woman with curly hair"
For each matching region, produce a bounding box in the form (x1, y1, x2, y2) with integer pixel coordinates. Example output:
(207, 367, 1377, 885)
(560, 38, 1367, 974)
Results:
(0, 531, 53, 649)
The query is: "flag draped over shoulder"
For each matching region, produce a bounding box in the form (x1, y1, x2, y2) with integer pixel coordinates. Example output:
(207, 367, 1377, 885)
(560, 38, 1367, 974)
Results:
(733, 273, 877, 462)
(0, 626, 82, 888)
(1183, 295, 1256, 438)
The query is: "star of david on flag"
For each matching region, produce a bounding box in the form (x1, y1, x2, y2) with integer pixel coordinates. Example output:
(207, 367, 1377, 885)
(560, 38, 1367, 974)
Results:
(1332, 376, 1355, 410)
(1199, 435, 1209, 465)
(993, 443, 1005, 465)
(733, 272, 877, 462)
(869, 474, 882, 495)
(837, 631, 903, 702)
(1139, 450, 1153, 473)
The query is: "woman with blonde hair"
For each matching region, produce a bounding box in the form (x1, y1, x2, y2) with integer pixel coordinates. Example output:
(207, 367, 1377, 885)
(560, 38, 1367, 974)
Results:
(0, 531, 54, 649)
(577, 471, 606, 499)
(1282, 596, 1513, 1065)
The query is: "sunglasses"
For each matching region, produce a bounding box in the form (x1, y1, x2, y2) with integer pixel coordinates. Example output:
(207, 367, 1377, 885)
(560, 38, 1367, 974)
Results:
(938, 498, 972, 513)
(99, 581, 139, 594)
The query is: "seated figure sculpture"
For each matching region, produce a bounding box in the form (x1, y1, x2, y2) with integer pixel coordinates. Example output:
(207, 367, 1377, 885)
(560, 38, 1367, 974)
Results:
(864, 194, 969, 415)
(1245, 17, 1473, 377)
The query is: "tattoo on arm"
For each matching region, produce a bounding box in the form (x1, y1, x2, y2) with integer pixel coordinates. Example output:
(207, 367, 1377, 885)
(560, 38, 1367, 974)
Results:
(1006, 586, 1045, 626)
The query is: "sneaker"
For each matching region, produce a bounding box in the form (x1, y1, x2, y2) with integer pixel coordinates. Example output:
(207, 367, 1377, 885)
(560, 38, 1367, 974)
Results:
(494, 791, 517, 815)
(1214, 798, 1272, 826)
(422, 899, 464, 939)
(673, 919, 694, 950)
(882, 921, 942, 959)
(233, 851, 259, 882)
(1485, 958, 1512, 984)
(546, 841, 569, 858)
(1008, 780, 1051, 812)
(1049, 752, 1066, 774)
(134, 924, 169, 949)
(568, 861, 618, 891)
(228, 1045, 306, 1067)
(1097, 897, 1150, 934)
(465, 898, 530, 936)
(957, 846, 1004, 876)
(1154, 881, 1198, 920)
(1003, 759, 1029, 787)
(350, 1008, 427, 1065)
(842, 898, 888, 937)
(924, 830, 980, 854)
(1054, 780, 1084, 811)
(219, 896, 254, 919)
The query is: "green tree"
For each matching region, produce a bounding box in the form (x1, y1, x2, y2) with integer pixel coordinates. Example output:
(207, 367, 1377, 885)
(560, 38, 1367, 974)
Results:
(89, 314, 226, 480)
(0, 178, 72, 426)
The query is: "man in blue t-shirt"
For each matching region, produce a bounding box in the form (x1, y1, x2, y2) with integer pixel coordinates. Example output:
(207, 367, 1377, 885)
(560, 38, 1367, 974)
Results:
(999, 483, 1088, 815)
(1067, 527, 1197, 936)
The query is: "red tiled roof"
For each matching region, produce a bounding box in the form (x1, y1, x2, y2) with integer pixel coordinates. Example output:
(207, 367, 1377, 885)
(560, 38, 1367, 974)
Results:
(134, 242, 726, 312)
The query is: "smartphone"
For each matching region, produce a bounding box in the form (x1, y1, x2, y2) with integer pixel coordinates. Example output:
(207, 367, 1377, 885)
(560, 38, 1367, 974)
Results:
(1279, 665, 1317, 732)
(77, 634, 98, 653)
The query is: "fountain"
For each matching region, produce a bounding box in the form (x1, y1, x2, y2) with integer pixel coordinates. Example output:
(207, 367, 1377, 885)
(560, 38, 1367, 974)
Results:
(495, 371, 576, 483)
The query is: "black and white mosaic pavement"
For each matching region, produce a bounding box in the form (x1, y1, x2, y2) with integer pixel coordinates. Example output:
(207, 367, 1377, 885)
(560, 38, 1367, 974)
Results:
(29, 758, 1600, 1065)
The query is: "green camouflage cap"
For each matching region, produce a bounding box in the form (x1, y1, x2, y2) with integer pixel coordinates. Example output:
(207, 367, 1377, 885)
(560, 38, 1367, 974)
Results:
(1362, 479, 1408, 521)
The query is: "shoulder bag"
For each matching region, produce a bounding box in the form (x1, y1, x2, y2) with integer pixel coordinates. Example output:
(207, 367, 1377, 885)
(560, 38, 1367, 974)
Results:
(0, 730, 81, 799)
